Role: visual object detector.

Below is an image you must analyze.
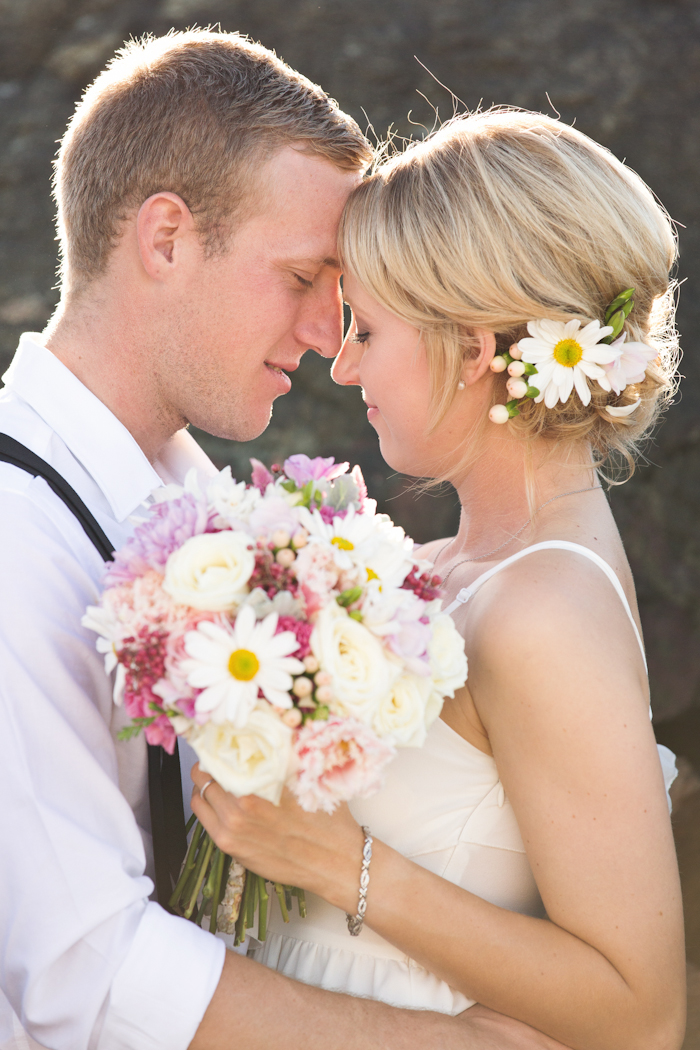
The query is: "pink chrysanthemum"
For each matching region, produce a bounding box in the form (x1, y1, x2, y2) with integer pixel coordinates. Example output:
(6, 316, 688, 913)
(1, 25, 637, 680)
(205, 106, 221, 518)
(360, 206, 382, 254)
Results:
(291, 716, 395, 813)
(104, 494, 218, 586)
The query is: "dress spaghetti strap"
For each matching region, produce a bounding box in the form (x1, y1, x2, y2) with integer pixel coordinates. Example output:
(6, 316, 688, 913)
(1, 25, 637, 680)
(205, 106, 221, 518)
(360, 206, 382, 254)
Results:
(443, 540, 646, 670)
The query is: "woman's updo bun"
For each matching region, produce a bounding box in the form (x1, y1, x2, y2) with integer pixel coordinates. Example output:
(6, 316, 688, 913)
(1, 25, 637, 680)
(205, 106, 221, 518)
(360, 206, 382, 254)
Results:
(339, 108, 679, 477)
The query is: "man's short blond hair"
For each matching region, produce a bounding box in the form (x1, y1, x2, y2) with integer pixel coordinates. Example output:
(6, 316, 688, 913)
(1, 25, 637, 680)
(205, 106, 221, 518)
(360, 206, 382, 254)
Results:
(54, 29, 372, 294)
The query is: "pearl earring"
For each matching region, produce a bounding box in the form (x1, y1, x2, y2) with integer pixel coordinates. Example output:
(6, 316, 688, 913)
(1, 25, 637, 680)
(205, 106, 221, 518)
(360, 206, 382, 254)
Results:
(457, 380, 466, 390)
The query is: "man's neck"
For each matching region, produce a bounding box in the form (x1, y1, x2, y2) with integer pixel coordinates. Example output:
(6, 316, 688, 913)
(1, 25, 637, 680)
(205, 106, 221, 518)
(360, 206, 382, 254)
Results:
(44, 295, 183, 464)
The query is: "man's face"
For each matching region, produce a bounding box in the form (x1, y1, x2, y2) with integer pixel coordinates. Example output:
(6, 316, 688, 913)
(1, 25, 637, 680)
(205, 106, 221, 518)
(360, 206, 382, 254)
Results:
(155, 147, 362, 441)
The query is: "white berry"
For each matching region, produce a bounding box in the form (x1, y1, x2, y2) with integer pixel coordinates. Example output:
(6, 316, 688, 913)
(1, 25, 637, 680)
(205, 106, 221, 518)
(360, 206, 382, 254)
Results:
(490, 355, 507, 373)
(507, 360, 526, 377)
(509, 342, 523, 360)
(489, 404, 510, 424)
(506, 378, 528, 399)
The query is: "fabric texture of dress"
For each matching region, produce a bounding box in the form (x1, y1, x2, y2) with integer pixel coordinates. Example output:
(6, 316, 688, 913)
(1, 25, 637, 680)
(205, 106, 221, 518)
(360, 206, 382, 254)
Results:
(253, 541, 678, 1014)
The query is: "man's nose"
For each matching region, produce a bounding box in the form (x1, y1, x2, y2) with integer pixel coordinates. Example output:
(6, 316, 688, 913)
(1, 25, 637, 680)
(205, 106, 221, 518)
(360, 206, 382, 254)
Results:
(331, 332, 362, 386)
(297, 278, 344, 360)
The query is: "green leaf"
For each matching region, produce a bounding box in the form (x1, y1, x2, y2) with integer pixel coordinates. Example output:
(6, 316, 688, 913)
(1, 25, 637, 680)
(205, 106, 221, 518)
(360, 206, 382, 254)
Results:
(525, 386, 540, 398)
(312, 704, 330, 720)
(280, 479, 297, 494)
(604, 287, 635, 323)
(117, 716, 157, 741)
(506, 399, 520, 418)
(523, 362, 537, 375)
(348, 609, 363, 621)
(336, 586, 363, 607)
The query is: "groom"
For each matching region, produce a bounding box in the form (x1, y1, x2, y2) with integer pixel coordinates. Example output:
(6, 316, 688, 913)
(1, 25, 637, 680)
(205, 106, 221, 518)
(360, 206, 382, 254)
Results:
(0, 28, 562, 1050)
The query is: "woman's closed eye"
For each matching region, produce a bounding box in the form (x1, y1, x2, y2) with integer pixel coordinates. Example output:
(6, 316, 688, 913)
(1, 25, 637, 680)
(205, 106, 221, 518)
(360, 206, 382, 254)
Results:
(351, 330, 370, 344)
(294, 273, 314, 289)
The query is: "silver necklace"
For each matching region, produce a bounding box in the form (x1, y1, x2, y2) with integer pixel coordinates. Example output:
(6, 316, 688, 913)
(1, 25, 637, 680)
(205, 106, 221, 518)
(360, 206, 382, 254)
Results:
(437, 486, 603, 587)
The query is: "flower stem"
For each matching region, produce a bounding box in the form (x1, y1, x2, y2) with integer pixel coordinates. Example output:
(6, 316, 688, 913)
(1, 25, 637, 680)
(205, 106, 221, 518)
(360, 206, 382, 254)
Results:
(274, 882, 289, 923)
(169, 819, 204, 911)
(257, 877, 269, 941)
(234, 870, 250, 947)
(208, 849, 226, 934)
(184, 834, 215, 919)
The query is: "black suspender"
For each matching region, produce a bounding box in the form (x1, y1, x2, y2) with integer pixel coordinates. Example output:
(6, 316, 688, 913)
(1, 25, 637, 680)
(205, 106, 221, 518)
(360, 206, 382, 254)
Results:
(0, 434, 187, 908)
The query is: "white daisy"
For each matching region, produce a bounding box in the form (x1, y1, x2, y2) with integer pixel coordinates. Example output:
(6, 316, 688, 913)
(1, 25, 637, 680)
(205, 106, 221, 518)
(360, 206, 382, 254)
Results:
(182, 605, 304, 726)
(518, 318, 619, 408)
(301, 504, 414, 588)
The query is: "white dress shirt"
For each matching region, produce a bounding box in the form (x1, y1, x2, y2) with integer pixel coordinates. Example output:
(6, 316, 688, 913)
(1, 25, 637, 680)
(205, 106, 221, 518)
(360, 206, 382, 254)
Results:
(0, 335, 226, 1050)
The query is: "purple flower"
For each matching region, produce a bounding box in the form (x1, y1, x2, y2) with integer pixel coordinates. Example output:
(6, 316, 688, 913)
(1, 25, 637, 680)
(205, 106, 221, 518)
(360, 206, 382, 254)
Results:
(105, 493, 216, 586)
(318, 504, 347, 524)
(250, 458, 274, 493)
(283, 454, 350, 487)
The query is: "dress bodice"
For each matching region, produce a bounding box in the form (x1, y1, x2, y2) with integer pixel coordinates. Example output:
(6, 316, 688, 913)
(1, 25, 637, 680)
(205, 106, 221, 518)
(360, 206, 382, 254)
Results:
(253, 541, 677, 1014)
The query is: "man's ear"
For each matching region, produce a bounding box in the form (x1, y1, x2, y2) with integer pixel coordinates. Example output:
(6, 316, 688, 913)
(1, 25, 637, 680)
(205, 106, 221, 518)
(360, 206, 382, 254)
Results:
(461, 329, 497, 387)
(136, 192, 196, 279)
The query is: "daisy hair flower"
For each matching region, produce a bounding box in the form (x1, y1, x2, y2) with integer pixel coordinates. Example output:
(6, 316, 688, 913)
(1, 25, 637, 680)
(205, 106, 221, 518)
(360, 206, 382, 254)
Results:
(181, 604, 304, 726)
(518, 318, 619, 408)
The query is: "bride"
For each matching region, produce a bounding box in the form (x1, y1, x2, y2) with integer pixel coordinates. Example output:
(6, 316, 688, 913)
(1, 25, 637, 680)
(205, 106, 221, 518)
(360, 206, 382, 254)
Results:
(191, 109, 686, 1048)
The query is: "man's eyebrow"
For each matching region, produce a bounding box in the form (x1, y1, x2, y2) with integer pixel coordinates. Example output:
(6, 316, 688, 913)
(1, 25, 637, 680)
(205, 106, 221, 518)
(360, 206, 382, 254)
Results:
(285, 256, 341, 269)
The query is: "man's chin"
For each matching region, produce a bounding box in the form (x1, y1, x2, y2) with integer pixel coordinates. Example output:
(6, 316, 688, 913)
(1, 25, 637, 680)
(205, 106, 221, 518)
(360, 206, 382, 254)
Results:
(188, 406, 274, 444)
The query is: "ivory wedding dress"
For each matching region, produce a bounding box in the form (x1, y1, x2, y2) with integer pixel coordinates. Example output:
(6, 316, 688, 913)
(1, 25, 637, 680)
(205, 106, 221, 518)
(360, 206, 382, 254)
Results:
(253, 541, 677, 1013)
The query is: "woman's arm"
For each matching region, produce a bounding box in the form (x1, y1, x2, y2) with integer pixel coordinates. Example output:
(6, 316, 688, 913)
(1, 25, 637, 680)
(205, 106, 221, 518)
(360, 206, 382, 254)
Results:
(192, 552, 685, 1050)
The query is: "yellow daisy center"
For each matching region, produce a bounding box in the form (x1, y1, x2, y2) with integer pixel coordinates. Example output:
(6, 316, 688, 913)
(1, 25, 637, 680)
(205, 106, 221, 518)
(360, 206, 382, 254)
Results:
(228, 648, 260, 681)
(553, 338, 584, 367)
(332, 536, 354, 551)
(366, 567, 379, 582)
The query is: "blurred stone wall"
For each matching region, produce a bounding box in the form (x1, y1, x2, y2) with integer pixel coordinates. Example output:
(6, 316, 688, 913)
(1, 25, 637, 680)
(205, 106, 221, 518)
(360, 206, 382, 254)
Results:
(1, 0, 699, 721)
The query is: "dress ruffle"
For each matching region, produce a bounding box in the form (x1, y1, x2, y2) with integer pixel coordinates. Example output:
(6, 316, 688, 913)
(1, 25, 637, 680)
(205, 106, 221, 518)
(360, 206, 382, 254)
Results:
(255, 930, 474, 1014)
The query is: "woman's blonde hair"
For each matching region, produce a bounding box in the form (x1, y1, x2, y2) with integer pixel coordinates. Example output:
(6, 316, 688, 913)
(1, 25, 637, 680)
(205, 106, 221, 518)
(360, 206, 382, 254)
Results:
(339, 108, 679, 480)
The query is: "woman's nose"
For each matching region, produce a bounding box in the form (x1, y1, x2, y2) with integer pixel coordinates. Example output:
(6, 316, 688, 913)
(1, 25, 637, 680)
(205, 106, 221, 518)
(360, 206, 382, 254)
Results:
(331, 332, 362, 386)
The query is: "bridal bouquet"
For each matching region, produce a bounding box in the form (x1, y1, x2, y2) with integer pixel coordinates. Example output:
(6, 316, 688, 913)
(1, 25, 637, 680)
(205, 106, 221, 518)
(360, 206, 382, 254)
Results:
(83, 454, 467, 942)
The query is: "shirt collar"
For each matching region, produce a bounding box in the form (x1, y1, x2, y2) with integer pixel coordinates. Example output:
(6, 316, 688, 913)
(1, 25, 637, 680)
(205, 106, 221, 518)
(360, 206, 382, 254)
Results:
(2, 334, 216, 523)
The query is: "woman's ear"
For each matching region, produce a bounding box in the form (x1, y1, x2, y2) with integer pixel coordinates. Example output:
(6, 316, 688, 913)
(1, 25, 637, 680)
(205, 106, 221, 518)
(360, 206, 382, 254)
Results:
(461, 330, 497, 387)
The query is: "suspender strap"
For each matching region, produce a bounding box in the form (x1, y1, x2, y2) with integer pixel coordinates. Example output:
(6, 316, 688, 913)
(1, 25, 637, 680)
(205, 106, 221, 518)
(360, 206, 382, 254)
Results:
(0, 434, 114, 559)
(0, 434, 187, 908)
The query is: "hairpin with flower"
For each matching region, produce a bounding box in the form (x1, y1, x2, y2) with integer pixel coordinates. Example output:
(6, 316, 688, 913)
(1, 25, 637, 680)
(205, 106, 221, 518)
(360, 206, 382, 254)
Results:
(487, 289, 657, 424)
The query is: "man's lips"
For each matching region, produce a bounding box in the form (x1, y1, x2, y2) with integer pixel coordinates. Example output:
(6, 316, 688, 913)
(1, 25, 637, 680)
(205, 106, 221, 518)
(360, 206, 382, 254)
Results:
(265, 361, 299, 374)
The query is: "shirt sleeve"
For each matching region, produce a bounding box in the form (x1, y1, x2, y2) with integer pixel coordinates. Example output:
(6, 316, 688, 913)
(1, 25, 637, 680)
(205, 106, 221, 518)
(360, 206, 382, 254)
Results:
(0, 480, 224, 1050)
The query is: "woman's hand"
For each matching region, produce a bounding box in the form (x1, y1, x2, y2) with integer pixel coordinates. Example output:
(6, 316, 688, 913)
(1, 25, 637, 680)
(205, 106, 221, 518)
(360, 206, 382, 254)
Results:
(190, 762, 365, 911)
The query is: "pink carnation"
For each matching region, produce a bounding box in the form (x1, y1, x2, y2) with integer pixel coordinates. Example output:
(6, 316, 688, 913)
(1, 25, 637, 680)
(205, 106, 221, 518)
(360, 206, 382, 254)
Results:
(104, 493, 217, 587)
(291, 716, 395, 813)
(294, 543, 339, 618)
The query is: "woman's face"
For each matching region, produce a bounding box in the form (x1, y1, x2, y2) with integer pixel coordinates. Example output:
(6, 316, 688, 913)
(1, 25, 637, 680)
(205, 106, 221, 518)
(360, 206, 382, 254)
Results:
(332, 273, 483, 478)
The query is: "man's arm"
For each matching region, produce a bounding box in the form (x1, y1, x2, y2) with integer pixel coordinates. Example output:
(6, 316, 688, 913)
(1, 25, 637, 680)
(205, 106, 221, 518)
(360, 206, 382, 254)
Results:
(0, 484, 223, 1050)
(191, 952, 571, 1050)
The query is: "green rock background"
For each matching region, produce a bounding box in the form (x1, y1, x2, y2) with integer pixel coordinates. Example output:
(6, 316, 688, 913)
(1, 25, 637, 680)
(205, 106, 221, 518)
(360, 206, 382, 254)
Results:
(1, 0, 699, 724)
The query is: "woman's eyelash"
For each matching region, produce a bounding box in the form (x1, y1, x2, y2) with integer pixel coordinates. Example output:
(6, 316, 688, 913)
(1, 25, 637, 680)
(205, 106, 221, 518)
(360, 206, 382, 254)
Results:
(351, 331, 370, 344)
(294, 274, 313, 288)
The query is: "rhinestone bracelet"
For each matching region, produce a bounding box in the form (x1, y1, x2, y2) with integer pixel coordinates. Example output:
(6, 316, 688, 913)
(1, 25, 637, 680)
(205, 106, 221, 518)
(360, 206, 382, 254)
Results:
(346, 826, 373, 936)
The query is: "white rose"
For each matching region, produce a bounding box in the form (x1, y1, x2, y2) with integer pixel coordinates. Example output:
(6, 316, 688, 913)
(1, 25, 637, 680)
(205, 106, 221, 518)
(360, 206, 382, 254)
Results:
(428, 613, 468, 698)
(189, 705, 293, 805)
(162, 531, 255, 611)
(424, 688, 445, 729)
(311, 604, 400, 722)
(373, 673, 432, 747)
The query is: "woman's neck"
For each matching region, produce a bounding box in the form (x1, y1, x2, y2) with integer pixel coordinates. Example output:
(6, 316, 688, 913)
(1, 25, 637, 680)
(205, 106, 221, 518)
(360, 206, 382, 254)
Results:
(446, 435, 601, 563)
